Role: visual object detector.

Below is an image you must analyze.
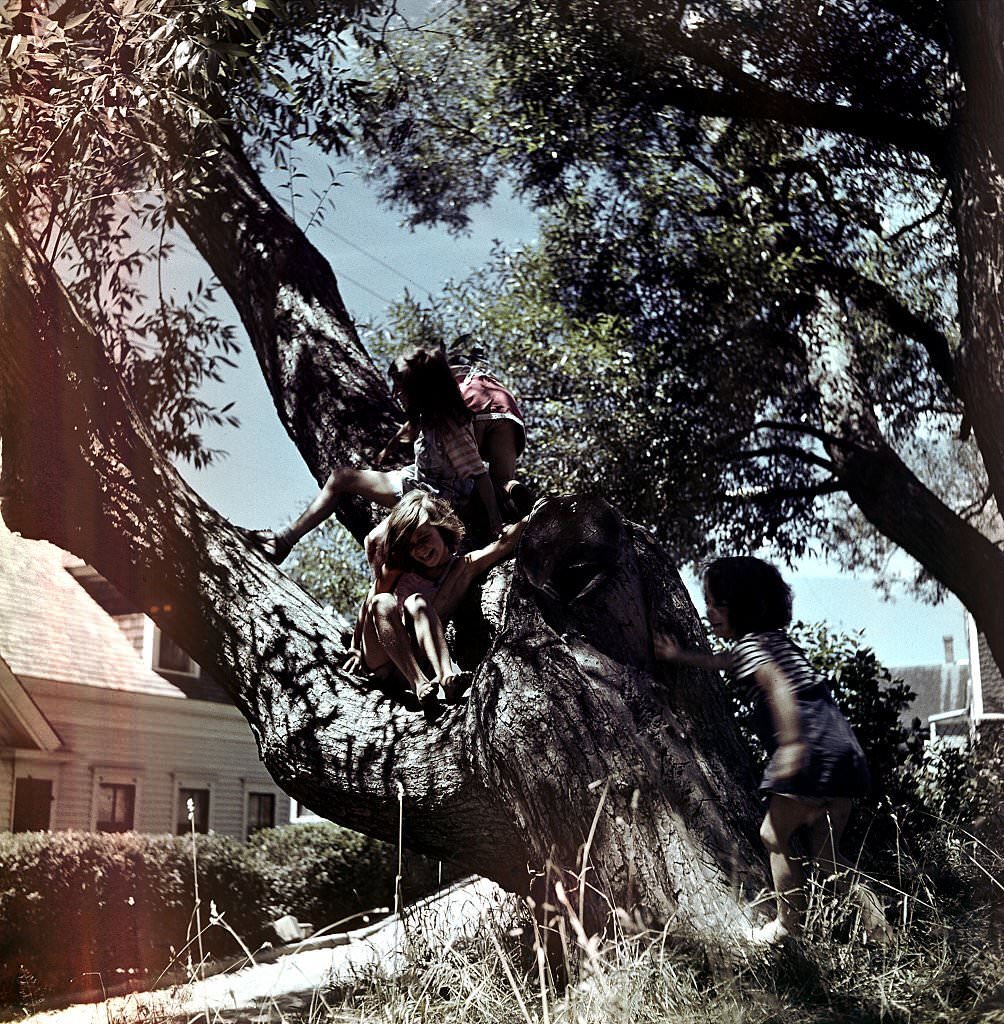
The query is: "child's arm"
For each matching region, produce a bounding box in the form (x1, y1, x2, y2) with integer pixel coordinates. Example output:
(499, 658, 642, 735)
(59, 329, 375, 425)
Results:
(433, 518, 527, 619)
(652, 631, 731, 670)
(464, 517, 526, 575)
(753, 661, 807, 779)
(343, 588, 371, 673)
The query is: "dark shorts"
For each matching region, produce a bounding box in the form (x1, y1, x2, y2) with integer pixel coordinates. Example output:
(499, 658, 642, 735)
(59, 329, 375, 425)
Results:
(759, 698, 871, 800)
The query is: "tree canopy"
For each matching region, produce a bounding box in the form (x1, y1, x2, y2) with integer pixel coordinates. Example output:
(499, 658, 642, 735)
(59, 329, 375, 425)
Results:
(354, 0, 1002, 619)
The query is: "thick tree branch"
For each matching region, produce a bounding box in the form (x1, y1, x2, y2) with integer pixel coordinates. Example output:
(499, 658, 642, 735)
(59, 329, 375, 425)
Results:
(729, 444, 837, 473)
(649, 82, 946, 168)
(171, 129, 401, 538)
(946, 2, 1004, 517)
(805, 291, 1004, 672)
(812, 256, 958, 393)
(649, 20, 948, 168)
(719, 419, 851, 452)
(726, 481, 845, 503)
(947, 1, 1004, 180)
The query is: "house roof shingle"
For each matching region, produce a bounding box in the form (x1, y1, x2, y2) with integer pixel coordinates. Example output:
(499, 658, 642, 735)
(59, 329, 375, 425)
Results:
(0, 523, 183, 699)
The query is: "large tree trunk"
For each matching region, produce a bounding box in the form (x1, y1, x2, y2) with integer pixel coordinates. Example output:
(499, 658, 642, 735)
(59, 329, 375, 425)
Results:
(172, 129, 402, 539)
(0, 202, 766, 941)
(948, 2, 1004, 512)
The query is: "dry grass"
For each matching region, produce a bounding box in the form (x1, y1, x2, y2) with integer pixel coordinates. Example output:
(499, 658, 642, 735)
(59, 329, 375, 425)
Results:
(273, 851, 1004, 1024)
(86, 807, 1004, 1024)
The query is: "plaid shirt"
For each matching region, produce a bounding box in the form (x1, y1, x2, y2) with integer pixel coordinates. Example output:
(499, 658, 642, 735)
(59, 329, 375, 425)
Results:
(413, 420, 486, 505)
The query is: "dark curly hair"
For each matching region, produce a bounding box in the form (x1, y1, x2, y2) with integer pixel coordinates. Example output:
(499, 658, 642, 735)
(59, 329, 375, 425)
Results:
(703, 557, 793, 637)
(383, 491, 465, 571)
(389, 346, 471, 431)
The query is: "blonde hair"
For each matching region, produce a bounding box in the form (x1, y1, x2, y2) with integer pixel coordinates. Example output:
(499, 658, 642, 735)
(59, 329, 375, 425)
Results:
(383, 491, 465, 570)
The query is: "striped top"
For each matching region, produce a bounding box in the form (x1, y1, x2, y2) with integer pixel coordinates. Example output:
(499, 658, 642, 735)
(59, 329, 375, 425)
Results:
(729, 630, 826, 699)
(727, 629, 870, 798)
(728, 629, 831, 758)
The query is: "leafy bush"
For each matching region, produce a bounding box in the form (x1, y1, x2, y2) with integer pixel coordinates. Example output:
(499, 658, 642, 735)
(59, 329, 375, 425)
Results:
(0, 830, 265, 1005)
(0, 824, 453, 1008)
(249, 822, 456, 927)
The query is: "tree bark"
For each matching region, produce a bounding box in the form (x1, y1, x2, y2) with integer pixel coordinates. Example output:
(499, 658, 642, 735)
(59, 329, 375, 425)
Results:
(0, 202, 767, 941)
(947, 2, 1004, 516)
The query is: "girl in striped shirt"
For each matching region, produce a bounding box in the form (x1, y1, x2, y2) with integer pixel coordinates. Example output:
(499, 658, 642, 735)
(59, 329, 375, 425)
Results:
(254, 346, 504, 564)
(655, 557, 890, 946)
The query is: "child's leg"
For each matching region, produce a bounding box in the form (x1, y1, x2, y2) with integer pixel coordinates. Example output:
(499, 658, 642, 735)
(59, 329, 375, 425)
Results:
(401, 594, 453, 681)
(268, 467, 399, 558)
(807, 800, 892, 942)
(401, 593, 471, 703)
(759, 795, 817, 935)
(362, 593, 437, 703)
(478, 420, 533, 519)
(805, 798, 852, 877)
(478, 420, 521, 486)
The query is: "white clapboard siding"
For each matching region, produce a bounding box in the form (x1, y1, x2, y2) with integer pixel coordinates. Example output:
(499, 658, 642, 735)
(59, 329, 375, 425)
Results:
(21, 677, 289, 840)
(0, 757, 12, 830)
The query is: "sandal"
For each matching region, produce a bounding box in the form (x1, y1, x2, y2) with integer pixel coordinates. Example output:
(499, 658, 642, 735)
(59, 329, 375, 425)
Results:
(504, 479, 534, 519)
(441, 671, 473, 705)
(251, 529, 294, 565)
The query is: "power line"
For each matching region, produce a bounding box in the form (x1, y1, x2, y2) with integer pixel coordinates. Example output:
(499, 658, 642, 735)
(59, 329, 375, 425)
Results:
(175, 236, 394, 308)
(315, 222, 434, 294)
(335, 270, 396, 307)
(172, 234, 397, 308)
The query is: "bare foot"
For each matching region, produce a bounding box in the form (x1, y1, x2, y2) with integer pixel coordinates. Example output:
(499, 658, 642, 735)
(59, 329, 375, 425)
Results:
(748, 918, 793, 946)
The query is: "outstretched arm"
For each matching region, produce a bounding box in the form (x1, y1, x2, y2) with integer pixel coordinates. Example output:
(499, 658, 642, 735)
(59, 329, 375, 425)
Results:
(652, 631, 731, 670)
(434, 518, 527, 619)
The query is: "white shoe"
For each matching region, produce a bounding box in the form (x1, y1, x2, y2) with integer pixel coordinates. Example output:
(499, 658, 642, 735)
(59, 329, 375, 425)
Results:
(749, 919, 793, 946)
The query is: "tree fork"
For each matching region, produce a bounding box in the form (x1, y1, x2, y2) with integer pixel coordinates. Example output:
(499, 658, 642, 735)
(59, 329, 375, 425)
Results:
(0, 203, 521, 873)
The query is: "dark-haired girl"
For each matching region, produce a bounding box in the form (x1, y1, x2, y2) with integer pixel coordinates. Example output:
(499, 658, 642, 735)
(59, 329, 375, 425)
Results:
(655, 557, 889, 946)
(348, 491, 525, 707)
(254, 346, 504, 564)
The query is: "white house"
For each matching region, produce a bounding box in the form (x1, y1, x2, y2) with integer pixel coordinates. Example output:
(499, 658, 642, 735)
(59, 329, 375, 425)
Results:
(0, 521, 290, 838)
(964, 612, 1004, 738)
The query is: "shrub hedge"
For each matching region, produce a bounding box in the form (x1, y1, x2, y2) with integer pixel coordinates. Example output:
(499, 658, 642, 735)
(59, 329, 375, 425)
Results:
(249, 822, 452, 927)
(0, 824, 450, 1008)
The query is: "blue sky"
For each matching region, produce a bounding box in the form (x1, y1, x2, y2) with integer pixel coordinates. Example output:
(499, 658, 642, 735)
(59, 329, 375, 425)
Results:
(176, 149, 966, 671)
